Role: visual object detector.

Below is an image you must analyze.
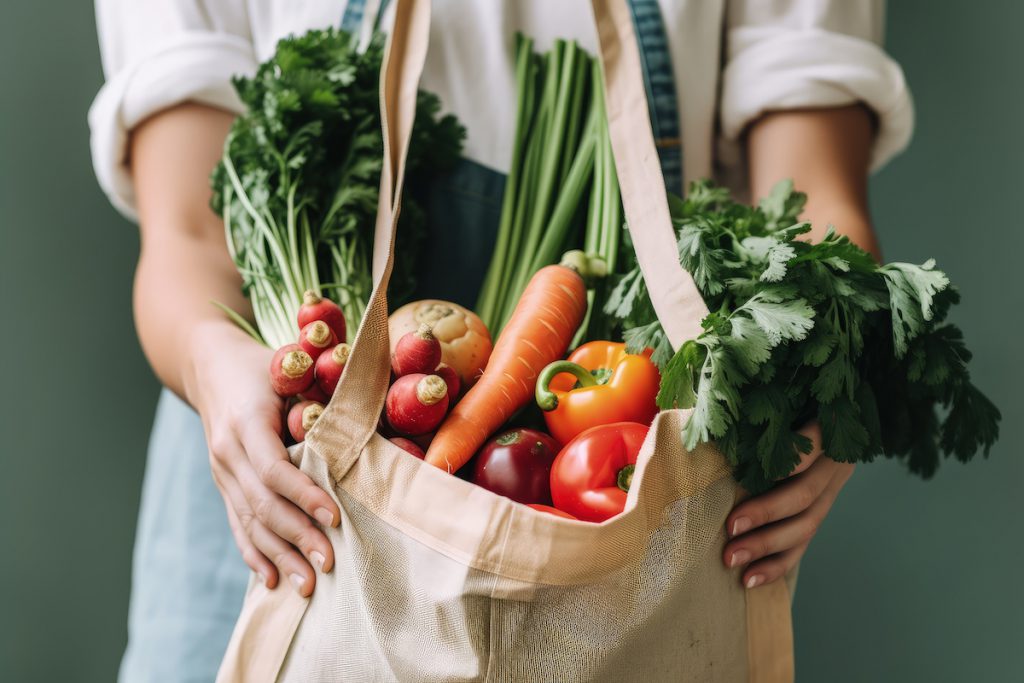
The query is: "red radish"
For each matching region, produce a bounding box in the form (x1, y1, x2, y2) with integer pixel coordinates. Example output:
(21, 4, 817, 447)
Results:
(385, 374, 449, 436)
(410, 430, 436, 450)
(314, 343, 350, 397)
(433, 363, 461, 401)
(300, 382, 329, 404)
(377, 413, 396, 439)
(389, 437, 425, 459)
(298, 290, 347, 343)
(287, 400, 325, 442)
(298, 320, 337, 359)
(392, 324, 442, 377)
(270, 344, 315, 397)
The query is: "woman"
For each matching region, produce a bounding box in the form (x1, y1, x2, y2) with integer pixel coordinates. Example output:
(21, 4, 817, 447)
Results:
(90, 0, 912, 680)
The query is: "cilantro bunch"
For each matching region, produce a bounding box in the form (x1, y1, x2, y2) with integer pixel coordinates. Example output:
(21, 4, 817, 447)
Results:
(607, 180, 1000, 493)
(211, 29, 464, 347)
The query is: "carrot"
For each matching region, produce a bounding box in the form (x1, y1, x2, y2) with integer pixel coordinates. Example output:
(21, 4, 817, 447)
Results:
(425, 261, 588, 472)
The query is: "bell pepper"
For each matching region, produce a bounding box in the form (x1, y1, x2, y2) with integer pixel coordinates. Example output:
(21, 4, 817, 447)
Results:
(535, 341, 660, 445)
(549, 422, 649, 522)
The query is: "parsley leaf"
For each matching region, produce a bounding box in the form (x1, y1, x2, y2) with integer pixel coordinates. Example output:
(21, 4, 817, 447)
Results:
(607, 179, 1000, 493)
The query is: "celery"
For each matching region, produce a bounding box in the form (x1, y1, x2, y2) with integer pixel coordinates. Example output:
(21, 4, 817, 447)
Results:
(476, 37, 624, 343)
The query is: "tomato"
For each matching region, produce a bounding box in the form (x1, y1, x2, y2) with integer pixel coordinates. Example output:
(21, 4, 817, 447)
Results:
(549, 422, 649, 522)
(527, 504, 578, 520)
(472, 429, 561, 505)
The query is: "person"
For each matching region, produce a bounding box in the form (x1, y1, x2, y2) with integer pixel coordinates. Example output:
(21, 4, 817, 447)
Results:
(90, 0, 913, 680)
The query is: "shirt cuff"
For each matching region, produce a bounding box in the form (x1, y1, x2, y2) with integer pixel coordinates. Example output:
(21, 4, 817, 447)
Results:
(719, 28, 914, 173)
(88, 32, 257, 221)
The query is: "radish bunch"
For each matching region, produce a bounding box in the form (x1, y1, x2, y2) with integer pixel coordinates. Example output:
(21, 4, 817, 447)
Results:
(268, 291, 350, 443)
(379, 325, 463, 457)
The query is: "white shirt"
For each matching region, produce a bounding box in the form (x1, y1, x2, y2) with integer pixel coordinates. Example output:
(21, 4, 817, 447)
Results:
(90, 0, 913, 220)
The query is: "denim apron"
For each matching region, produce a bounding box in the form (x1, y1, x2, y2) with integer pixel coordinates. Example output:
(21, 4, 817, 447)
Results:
(118, 3, 683, 680)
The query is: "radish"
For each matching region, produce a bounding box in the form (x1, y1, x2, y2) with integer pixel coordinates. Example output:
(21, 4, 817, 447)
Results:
(385, 374, 449, 436)
(287, 400, 325, 442)
(315, 343, 350, 397)
(389, 437, 425, 459)
(392, 324, 442, 377)
(433, 363, 461, 401)
(388, 300, 492, 387)
(410, 430, 436, 451)
(270, 344, 315, 397)
(298, 320, 336, 359)
(300, 382, 329, 404)
(298, 290, 347, 343)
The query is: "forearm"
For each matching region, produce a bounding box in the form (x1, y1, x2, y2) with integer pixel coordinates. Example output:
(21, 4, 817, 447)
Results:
(746, 104, 881, 260)
(130, 103, 250, 402)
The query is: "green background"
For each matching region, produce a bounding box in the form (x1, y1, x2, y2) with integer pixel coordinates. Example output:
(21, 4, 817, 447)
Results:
(1, 1, 1020, 680)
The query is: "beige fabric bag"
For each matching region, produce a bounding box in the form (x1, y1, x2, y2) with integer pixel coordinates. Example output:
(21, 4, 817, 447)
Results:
(217, 0, 794, 680)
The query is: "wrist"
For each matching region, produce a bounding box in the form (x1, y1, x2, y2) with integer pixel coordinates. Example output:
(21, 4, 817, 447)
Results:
(181, 318, 257, 413)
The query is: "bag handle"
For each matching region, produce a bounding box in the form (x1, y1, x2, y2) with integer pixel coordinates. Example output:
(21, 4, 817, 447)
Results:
(589, 0, 708, 346)
(303, 0, 429, 476)
(307, 0, 711, 478)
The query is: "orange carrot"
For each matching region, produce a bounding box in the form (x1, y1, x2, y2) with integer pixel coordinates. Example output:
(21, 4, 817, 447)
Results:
(425, 263, 588, 472)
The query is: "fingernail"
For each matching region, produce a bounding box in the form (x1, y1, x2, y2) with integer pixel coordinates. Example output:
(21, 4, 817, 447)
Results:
(310, 551, 326, 572)
(746, 575, 763, 589)
(731, 517, 751, 537)
(289, 573, 306, 592)
(729, 549, 751, 568)
(314, 507, 335, 527)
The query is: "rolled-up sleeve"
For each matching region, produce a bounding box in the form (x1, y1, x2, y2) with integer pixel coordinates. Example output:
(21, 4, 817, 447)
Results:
(88, 0, 257, 220)
(720, 0, 914, 172)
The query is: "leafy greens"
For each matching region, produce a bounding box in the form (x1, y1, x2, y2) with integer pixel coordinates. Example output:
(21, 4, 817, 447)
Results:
(211, 28, 464, 347)
(605, 180, 1000, 493)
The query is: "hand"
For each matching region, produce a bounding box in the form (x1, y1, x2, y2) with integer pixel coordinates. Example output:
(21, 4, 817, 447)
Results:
(722, 421, 854, 588)
(185, 320, 340, 597)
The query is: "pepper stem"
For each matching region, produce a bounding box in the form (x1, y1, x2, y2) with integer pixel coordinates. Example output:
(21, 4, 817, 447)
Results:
(535, 360, 598, 411)
(617, 464, 635, 492)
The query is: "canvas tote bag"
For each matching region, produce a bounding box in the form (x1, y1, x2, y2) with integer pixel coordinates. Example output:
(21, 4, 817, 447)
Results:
(217, 0, 795, 680)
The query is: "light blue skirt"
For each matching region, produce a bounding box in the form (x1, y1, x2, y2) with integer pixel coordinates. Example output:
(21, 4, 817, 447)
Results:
(118, 390, 249, 683)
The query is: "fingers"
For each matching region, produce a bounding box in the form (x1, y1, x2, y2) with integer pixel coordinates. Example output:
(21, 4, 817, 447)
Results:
(724, 507, 821, 571)
(209, 428, 335, 595)
(726, 460, 854, 587)
(248, 513, 319, 598)
(726, 454, 839, 538)
(223, 495, 278, 589)
(741, 542, 809, 589)
(240, 420, 341, 529)
(233, 463, 335, 576)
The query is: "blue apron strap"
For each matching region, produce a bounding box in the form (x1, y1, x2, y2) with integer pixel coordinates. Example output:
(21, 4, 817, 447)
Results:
(627, 0, 684, 193)
(341, 0, 392, 33)
(376, 0, 393, 29)
(340, 0, 367, 33)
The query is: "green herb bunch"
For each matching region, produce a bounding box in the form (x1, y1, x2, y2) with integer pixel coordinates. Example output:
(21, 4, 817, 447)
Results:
(606, 180, 1000, 493)
(211, 28, 464, 347)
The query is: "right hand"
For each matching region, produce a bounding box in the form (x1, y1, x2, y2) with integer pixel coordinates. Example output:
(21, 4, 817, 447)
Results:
(185, 320, 340, 597)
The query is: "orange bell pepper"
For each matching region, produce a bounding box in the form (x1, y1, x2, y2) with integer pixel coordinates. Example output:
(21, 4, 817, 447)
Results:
(535, 341, 661, 445)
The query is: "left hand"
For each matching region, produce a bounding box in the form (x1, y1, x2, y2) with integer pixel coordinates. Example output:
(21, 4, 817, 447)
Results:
(722, 421, 854, 588)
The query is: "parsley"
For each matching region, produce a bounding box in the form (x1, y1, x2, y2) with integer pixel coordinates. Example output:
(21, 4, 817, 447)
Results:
(211, 29, 464, 347)
(607, 180, 1001, 493)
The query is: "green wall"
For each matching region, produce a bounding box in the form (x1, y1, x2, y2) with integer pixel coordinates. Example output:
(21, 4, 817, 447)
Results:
(0, 1, 1019, 680)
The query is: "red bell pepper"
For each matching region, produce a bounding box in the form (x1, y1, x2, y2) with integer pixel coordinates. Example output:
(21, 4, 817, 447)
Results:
(535, 341, 660, 445)
(549, 422, 649, 522)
